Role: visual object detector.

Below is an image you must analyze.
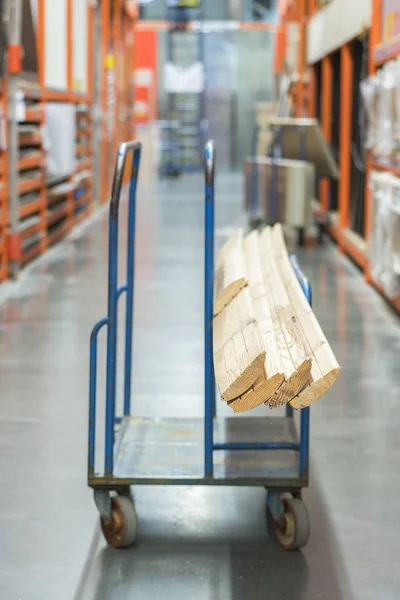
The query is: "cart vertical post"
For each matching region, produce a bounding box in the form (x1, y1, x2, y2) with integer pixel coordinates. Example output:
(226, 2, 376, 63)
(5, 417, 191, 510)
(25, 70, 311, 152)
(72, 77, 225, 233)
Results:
(123, 149, 141, 417)
(104, 169, 121, 476)
(290, 254, 311, 479)
(204, 140, 215, 477)
(104, 143, 142, 476)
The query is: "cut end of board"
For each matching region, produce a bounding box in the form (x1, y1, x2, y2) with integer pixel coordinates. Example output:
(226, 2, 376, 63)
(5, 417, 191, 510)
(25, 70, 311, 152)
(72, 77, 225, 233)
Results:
(213, 279, 247, 316)
(268, 358, 313, 408)
(221, 352, 266, 402)
(290, 367, 341, 409)
(228, 372, 285, 413)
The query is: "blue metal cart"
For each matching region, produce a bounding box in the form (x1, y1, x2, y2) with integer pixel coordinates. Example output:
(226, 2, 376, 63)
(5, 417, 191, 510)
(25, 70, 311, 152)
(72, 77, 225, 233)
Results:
(88, 139, 311, 550)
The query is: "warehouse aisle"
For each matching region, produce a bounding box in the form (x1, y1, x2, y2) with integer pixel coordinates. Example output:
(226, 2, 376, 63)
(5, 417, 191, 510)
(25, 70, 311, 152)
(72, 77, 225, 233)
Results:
(0, 170, 399, 600)
(75, 174, 400, 600)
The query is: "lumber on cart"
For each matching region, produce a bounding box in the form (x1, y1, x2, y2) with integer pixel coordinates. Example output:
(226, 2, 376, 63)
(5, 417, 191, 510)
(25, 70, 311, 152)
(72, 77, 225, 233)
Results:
(213, 225, 340, 413)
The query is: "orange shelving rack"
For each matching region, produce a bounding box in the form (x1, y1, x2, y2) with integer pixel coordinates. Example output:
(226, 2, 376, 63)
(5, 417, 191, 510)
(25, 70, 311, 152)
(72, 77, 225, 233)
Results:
(0, 0, 138, 281)
(0, 85, 7, 281)
(364, 0, 400, 312)
(275, 0, 400, 314)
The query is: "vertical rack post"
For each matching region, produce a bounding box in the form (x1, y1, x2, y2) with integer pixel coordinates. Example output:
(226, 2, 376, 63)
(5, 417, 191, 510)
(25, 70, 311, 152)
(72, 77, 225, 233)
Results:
(204, 140, 215, 478)
(7, 0, 23, 279)
(339, 43, 353, 233)
(93, 0, 102, 208)
(320, 55, 333, 211)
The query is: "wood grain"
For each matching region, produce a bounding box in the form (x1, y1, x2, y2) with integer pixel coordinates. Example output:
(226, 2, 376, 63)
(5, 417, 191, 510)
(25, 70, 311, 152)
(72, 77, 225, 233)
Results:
(213, 288, 266, 402)
(260, 227, 312, 407)
(234, 230, 285, 411)
(271, 224, 340, 408)
(214, 229, 248, 316)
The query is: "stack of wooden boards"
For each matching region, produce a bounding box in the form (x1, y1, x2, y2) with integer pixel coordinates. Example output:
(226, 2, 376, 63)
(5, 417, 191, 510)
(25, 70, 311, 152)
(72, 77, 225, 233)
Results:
(213, 225, 340, 413)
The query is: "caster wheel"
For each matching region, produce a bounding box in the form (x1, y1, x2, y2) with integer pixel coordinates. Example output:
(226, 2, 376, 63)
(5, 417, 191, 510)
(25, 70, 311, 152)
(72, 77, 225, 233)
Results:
(268, 497, 310, 550)
(100, 495, 138, 549)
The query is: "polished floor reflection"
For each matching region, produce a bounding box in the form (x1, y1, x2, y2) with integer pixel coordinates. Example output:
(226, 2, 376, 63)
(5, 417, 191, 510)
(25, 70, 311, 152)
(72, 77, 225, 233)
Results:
(0, 171, 399, 600)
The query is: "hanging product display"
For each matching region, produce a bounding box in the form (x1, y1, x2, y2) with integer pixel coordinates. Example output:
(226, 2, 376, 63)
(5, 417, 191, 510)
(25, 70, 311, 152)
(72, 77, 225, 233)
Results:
(164, 62, 205, 94)
(361, 58, 400, 165)
(369, 170, 400, 298)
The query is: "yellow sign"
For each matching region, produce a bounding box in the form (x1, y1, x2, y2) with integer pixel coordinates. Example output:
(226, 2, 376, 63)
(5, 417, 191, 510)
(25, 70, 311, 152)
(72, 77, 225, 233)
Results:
(105, 54, 115, 70)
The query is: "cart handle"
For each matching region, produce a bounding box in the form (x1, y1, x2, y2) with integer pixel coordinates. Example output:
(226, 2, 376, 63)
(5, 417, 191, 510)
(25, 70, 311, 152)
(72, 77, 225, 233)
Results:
(204, 139, 215, 477)
(205, 139, 215, 187)
(88, 140, 142, 480)
(104, 140, 142, 476)
(110, 140, 142, 218)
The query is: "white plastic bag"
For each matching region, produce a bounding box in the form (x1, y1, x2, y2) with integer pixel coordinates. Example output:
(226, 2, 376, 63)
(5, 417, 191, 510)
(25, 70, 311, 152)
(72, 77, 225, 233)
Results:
(370, 171, 400, 297)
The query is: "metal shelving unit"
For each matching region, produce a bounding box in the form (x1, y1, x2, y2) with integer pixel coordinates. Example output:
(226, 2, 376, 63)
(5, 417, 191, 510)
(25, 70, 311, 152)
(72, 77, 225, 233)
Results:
(16, 87, 47, 266)
(160, 3, 204, 175)
(0, 90, 7, 281)
(276, 0, 400, 314)
(74, 104, 93, 223)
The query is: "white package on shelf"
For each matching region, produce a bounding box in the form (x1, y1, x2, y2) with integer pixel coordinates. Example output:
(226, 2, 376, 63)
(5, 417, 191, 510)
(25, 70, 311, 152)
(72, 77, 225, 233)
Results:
(164, 62, 205, 94)
(375, 69, 395, 160)
(390, 177, 400, 275)
(44, 103, 76, 178)
(361, 57, 400, 163)
(360, 75, 378, 150)
(370, 171, 400, 298)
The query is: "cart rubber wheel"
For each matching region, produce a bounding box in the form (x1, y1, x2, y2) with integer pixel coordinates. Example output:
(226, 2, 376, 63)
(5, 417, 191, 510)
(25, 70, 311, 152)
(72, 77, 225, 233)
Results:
(270, 497, 310, 551)
(100, 496, 138, 549)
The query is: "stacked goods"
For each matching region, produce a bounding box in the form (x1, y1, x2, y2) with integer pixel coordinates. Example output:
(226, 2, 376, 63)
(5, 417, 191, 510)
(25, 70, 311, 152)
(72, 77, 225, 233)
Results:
(361, 58, 400, 165)
(213, 226, 340, 413)
(369, 171, 400, 298)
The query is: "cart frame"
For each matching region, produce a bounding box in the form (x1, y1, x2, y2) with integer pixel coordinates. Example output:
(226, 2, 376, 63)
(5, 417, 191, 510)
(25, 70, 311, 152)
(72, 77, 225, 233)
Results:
(88, 139, 311, 548)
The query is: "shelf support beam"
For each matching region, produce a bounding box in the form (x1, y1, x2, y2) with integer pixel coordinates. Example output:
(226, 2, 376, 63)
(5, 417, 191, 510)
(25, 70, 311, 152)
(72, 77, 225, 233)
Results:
(7, 0, 23, 279)
(339, 42, 353, 233)
(320, 55, 333, 211)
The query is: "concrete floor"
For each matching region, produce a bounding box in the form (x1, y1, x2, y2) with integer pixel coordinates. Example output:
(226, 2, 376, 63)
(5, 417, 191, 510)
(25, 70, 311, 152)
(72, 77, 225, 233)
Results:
(0, 171, 400, 600)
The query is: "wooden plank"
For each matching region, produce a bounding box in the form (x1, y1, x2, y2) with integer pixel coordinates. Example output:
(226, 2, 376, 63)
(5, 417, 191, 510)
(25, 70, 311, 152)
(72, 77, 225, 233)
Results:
(271, 224, 340, 409)
(260, 227, 312, 407)
(213, 288, 266, 402)
(227, 231, 285, 413)
(214, 229, 248, 316)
